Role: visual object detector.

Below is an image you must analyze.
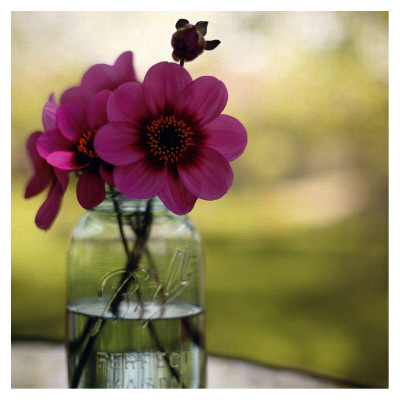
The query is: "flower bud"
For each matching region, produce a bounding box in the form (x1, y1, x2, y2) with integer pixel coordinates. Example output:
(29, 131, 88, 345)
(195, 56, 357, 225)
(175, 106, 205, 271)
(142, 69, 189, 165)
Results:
(171, 23, 206, 63)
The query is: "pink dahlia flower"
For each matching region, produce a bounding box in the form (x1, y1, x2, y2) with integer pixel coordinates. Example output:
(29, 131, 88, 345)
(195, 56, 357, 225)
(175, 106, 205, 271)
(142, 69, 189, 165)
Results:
(94, 62, 247, 215)
(36, 51, 137, 209)
(37, 90, 114, 209)
(25, 131, 69, 230)
(60, 51, 137, 107)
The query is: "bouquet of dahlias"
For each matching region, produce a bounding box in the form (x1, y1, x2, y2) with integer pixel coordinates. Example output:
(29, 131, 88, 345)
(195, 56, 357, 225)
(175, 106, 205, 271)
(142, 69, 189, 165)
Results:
(25, 19, 247, 388)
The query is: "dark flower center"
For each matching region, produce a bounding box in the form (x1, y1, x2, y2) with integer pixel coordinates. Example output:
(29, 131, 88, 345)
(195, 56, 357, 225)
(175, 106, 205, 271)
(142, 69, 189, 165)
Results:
(146, 115, 194, 165)
(77, 130, 98, 160)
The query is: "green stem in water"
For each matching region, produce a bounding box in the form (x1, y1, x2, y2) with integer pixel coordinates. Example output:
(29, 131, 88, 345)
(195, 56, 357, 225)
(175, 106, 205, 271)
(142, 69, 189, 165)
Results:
(109, 186, 130, 255)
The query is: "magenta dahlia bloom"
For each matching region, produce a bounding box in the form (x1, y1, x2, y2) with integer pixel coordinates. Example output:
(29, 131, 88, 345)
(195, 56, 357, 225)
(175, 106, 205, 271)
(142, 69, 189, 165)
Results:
(60, 51, 137, 106)
(94, 62, 247, 215)
(37, 90, 114, 209)
(35, 51, 137, 209)
(25, 131, 69, 230)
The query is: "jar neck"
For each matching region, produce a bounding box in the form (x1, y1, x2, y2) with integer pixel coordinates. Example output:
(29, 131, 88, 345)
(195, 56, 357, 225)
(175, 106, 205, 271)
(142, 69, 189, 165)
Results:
(91, 188, 167, 214)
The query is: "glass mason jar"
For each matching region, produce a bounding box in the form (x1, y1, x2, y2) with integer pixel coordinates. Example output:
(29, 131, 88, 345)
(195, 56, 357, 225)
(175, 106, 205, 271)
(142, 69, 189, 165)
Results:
(66, 190, 206, 388)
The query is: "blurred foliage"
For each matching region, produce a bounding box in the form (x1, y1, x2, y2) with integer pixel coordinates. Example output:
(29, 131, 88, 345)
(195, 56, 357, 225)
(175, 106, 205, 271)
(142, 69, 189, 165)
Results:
(11, 12, 388, 387)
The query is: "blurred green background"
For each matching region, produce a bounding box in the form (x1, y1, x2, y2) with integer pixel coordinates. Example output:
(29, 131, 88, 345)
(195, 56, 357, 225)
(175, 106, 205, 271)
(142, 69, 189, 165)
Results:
(11, 12, 388, 387)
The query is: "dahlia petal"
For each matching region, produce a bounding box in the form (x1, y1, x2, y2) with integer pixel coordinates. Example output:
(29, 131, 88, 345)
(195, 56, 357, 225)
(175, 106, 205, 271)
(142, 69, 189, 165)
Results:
(26, 131, 44, 168)
(176, 76, 228, 125)
(114, 159, 167, 199)
(76, 169, 106, 209)
(99, 163, 115, 187)
(143, 62, 192, 116)
(159, 171, 197, 215)
(47, 151, 86, 170)
(60, 85, 87, 107)
(54, 168, 70, 189)
(25, 170, 52, 198)
(60, 52, 136, 106)
(36, 129, 74, 159)
(203, 114, 247, 161)
(107, 82, 148, 124)
(87, 89, 111, 130)
(113, 51, 136, 85)
(42, 93, 58, 131)
(57, 104, 88, 142)
(94, 122, 145, 166)
(80, 64, 116, 96)
(35, 181, 65, 230)
(178, 146, 233, 200)
(25, 132, 53, 198)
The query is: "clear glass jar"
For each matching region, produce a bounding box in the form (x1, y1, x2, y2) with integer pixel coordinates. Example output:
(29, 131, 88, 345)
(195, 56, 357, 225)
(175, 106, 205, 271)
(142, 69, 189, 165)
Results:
(66, 190, 206, 388)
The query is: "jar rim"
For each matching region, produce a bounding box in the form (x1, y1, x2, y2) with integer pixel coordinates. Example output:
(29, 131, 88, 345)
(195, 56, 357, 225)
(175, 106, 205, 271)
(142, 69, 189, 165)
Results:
(91, 193, 169, 213)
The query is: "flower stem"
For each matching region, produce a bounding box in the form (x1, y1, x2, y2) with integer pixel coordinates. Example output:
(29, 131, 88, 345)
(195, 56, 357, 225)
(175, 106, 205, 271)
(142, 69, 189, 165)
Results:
(69, 318, 105, 388)
(109, 186, 130, 255)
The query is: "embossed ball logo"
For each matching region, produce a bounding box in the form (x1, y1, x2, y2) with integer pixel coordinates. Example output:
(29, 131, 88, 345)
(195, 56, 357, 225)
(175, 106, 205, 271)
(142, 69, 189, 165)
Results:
(97, 247, 193, 321)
